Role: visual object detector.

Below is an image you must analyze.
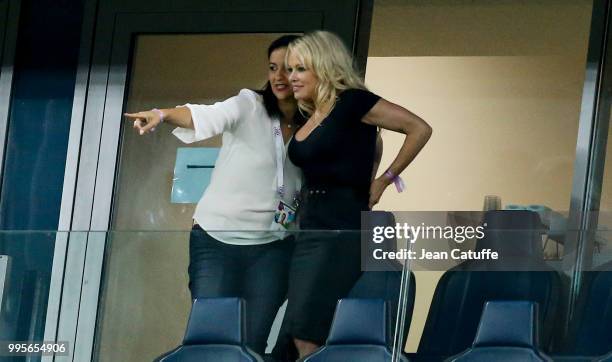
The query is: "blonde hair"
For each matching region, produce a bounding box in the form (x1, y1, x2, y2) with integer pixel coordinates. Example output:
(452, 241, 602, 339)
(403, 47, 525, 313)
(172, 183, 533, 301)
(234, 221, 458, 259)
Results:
(287, 30, 366, 115)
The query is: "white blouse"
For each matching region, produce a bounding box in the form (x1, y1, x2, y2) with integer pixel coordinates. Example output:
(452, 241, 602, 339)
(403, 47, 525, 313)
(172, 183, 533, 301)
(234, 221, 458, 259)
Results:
(173, 89, 301, 245)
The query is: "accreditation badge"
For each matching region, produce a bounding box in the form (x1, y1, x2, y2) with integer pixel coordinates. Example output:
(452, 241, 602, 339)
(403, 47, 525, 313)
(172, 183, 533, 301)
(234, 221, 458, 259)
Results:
(273, 200, 297, 229)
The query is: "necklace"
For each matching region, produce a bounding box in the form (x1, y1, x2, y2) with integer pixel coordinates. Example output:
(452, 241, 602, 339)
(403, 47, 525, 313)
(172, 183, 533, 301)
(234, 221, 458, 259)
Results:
(310, 110, 328, 128)
(281, 118, 294, 129)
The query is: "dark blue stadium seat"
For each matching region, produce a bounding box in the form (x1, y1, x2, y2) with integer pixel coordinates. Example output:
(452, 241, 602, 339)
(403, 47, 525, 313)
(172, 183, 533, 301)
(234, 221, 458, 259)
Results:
(446, 301, 552, 362)
(418, 210, 562, 359)
(299, 298, 409, 362)
(155, 298, 263, 362)
(553, 357, 595, 362)
(597, 351, 612, 362)
(348, 270, 415, 350)
(567, 260, 612, 358)
(350, 210, 416, 351)
(575, 265, 612, 356)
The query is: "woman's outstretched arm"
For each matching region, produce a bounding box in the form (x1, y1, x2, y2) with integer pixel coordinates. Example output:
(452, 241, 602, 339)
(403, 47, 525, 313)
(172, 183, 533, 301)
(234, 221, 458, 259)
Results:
(124, 106, 193, 135)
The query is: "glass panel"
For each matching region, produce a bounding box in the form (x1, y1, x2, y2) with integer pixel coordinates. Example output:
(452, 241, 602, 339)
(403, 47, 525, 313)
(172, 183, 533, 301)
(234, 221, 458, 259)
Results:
(0, 227, 574, 361)
(590, 100, 611, 269)
(593, 212, 612, 267)
(367, 0, 593, 357)
(90, 230, 407, 362)
(567, 28, 612, 357)
(96, 33, 286, 361)
(93, 33, 406, 362)
(113, 33, 283, 231)
(598, 106, 612, 243)
(0, 231, 58, 362)
(0, 1, 5, 70)
(94, 231, 190, 362)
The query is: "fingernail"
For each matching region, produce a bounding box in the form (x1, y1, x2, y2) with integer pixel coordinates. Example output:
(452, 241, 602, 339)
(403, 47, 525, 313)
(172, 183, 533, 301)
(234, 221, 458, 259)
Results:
(139, 130, 144, 135)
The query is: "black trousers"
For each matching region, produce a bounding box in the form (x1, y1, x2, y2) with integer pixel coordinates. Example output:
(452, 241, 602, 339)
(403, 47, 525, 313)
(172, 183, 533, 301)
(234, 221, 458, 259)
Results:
(188, 225, 294, 356)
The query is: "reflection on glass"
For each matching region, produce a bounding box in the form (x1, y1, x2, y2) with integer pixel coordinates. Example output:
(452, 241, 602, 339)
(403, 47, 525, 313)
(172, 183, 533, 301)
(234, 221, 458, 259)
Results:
(0, 232, 55, 357)
(0, 227, 609, 360)
(601, 105, 612, 213)
(97, 33, 288, 361)
(91, 231, 407, 361)
(595, 105, 612, 264)
(366, 0, 593, 356)
(94, 32, 409, 362)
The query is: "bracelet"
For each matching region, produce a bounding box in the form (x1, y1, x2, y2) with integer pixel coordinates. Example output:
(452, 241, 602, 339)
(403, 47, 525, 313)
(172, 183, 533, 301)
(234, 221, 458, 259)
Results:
(384, 170, 406, 193)
(152, 108, 164, 123)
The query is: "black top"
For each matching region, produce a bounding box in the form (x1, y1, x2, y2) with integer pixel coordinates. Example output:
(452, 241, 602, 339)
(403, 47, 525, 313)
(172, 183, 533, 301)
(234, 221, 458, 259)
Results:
(288, 88, 381, 190)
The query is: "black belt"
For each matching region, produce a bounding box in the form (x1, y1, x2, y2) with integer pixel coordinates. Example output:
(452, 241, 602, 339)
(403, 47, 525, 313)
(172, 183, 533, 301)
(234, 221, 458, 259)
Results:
(302, 185, 369, 198)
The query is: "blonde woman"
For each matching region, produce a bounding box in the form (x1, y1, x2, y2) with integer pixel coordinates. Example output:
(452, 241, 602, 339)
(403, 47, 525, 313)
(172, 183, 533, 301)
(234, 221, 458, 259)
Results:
(273, 31, 432, 359)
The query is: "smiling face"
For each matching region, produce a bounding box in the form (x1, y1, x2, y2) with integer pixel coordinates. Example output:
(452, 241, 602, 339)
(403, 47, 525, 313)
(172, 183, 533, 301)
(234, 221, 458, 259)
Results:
(268, 47, 293, 101)
(287, 52, 318, 102)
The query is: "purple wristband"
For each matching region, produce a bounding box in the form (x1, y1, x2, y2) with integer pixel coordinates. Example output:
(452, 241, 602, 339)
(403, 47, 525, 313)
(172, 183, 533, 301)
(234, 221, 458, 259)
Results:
(152, 108, 164, 123)
(384, 170, 406, 193)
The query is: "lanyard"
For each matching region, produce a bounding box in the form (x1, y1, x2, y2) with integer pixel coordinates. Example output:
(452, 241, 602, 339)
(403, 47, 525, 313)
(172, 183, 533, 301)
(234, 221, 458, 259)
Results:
(272, 119, 285, 197)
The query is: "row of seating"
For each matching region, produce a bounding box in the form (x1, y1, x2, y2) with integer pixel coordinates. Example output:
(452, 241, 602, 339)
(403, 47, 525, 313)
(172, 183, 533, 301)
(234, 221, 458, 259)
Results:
(153, 297, 401, 362)
(377, 209, 612, 361)
(154, 297, 564, 362)
(391, 209, 563, 360)
(152, 268, 612, 361)
(372, 209, 612, 361)
(155, 209, 612, 361)
(412, 210, 612, 361)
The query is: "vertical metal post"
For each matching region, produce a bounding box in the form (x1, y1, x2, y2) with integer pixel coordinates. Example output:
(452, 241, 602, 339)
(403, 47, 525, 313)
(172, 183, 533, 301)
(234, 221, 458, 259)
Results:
(565, 0, 611, 333)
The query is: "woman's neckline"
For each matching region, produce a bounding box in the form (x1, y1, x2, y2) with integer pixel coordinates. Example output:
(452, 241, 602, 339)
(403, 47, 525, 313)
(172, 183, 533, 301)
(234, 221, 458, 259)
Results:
(294, 120, 323, 143)
(293, 106, 334, 142)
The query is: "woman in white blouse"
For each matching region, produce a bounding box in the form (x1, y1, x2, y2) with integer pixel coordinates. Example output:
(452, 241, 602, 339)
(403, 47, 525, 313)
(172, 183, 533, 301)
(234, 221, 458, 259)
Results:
(123, 35, 302, 356)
